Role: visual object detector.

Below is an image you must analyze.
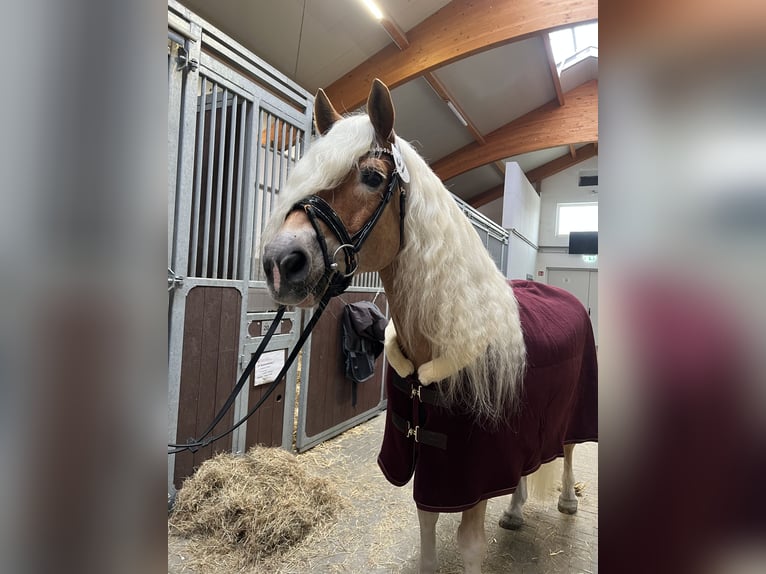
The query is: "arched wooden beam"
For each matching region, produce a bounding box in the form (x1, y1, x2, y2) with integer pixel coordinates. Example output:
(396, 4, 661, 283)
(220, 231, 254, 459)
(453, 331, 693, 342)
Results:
(324, 0, 597, 111)
(433, 80, 598, 182)
(525, 142, 598, 184)
(467, 143, 598, 208)
(468, 184, 505, 209)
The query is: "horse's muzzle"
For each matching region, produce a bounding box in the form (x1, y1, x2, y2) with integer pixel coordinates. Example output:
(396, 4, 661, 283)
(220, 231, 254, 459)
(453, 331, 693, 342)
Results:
(262, 230, 328, 306)
(263, 245, 309, 288)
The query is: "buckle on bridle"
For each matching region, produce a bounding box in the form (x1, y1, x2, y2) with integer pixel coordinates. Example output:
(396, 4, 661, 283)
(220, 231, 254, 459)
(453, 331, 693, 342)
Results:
(329, 243, 357, 278)
(410, 385, 422, 401)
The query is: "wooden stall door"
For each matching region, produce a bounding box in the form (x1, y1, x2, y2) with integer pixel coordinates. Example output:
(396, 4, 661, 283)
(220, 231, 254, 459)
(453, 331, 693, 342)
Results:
(296, 292, 388, 452)
(173, 286, 241, 488)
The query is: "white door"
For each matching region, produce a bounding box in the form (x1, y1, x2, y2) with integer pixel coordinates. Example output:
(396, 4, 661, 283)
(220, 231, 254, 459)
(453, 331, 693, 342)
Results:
(546, 269, 598, 344)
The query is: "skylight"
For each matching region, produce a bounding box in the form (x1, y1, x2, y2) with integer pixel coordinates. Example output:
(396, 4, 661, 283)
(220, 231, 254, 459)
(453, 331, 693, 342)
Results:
(548, 22, 598, 73)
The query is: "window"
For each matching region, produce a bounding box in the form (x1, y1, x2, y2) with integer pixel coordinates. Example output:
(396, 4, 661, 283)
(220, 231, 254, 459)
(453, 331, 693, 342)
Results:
(556, 202, 598, 236)
(548, 22, 598, 73)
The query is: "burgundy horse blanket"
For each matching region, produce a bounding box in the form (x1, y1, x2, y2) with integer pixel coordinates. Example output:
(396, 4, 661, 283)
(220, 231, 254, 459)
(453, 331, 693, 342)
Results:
(377, 280, 598, 512)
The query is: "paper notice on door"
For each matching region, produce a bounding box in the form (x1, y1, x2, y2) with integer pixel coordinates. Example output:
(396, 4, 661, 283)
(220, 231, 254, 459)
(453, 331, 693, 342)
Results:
(253, 350, 286, 387)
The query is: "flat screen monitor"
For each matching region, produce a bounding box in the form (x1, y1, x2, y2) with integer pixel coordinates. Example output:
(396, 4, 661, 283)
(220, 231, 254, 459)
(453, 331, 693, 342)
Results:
(568, 231, 598, 254)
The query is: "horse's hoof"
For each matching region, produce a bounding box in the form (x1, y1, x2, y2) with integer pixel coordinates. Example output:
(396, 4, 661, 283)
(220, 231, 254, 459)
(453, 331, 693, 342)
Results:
(557, 497, 578, 515)
(498, 512, 524, 530)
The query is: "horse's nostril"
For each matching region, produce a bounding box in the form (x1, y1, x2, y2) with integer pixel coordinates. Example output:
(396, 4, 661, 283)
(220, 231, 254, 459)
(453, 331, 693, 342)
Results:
(280, 250, 309, 282)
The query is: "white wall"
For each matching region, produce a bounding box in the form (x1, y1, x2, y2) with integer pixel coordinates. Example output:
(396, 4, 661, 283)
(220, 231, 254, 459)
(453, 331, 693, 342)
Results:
(508, 235, 538, 280)
(477, 197, 502, 224)
(501, 162, 540, 280)
(535, 156, 598, 282)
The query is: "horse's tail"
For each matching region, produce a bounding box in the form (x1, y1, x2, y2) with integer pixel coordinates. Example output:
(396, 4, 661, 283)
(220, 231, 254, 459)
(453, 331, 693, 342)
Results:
(527, 458, 562, 500)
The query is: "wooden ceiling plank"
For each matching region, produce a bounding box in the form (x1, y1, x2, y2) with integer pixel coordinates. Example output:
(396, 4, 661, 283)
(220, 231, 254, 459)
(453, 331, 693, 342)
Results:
(542, 33, 565, 106)
(525, 143, 598, 184)
(432, 80, 598, 181)
(324, 0, 598, 111)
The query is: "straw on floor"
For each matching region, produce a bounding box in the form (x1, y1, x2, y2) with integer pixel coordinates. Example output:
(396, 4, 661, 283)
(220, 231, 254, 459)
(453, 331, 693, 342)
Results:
(169, 445, 343, 571)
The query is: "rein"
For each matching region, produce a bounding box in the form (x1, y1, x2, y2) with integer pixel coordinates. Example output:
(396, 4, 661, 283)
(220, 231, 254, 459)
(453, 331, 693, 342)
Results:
(168, 144, 407, 455)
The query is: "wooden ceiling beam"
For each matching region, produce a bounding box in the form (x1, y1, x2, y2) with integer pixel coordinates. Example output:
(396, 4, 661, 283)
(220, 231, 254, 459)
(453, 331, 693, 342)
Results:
(467, 143, 598, 208)
(569, 144, 577, 158)
(432, 80, 598, 181)
(423, 72, 486, 144)
(542, 33, 565, 106)
(525, 142, 598, 184)
(468, 184, 505, 209)
(380, 18, 410, 50)
(324, 0, 598, 111)
(375, 13, 487, 146)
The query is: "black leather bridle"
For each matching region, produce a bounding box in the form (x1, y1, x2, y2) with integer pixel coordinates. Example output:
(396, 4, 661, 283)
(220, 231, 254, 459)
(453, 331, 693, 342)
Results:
(292, 146, 406, 298)
(168, 144, 407, 455)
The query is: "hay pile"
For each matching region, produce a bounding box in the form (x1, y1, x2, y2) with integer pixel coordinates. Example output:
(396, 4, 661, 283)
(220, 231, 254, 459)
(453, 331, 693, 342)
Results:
(169, 446, 343, 570)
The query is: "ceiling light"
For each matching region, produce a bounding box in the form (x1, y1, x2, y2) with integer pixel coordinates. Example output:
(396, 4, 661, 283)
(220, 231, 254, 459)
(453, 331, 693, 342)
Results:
(361, 0, 384, 20)
(446, 101, 468, 127)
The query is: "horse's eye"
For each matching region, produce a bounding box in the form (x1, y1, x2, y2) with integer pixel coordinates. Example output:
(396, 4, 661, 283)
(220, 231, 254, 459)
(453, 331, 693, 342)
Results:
(361, 169, 384, 188)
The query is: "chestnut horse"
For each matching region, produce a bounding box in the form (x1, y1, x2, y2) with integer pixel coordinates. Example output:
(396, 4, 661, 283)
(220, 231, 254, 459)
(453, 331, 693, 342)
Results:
(261, 80, 597, 574)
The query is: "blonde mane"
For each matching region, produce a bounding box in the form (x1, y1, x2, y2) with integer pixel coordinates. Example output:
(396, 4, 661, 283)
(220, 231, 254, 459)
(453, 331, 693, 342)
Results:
(263, 114, 526, 421)
(391, 137, 526, 421)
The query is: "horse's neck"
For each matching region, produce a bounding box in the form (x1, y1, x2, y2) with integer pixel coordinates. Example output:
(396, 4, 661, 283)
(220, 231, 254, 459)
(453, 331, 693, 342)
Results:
(378, 266, 432, 368)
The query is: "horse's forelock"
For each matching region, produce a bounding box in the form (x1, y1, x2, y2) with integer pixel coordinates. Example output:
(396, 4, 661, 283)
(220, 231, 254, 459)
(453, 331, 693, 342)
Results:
(261, 115, 376, 246)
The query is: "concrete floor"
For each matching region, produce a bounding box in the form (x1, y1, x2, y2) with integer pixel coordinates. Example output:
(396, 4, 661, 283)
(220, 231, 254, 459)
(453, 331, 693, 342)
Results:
(169, 412, 598, 573)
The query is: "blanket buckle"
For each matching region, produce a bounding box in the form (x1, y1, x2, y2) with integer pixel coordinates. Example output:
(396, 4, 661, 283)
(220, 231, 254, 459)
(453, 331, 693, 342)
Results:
(406, 421, 420, 443)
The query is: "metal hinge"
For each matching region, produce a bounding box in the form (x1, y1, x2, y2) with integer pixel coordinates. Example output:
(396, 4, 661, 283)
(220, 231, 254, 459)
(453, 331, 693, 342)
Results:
(176, 46, 198, 72)
(167, 267, 184, 291)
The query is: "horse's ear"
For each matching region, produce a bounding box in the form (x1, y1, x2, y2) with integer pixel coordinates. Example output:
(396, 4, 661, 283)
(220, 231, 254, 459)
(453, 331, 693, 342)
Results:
(314, 88, 342, 136)
(367, 78, 395, 143)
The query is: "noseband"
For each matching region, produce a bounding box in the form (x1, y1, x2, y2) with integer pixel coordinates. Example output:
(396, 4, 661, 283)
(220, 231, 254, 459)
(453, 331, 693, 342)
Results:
(291, 144, 407, 298)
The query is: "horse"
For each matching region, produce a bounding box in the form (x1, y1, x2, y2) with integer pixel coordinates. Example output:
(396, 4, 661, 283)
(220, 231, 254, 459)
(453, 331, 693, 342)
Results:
(261, 79, 598, 574)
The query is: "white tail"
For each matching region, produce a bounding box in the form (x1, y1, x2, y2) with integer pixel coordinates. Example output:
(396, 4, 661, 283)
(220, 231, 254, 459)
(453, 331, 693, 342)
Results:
(526, 458, 562, 501)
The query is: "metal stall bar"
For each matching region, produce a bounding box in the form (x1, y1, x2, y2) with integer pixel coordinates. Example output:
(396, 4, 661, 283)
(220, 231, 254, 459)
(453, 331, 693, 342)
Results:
(285, 119, 295, 182)
(268, 116, 280, 228)
(189, 75, 207, 276)
(168, 9, 203, 496)
(278, 120, 288, 199)
(168, 41, 182, 265)
(212, 88, 228, 278)
(232, 98, 246, 279)
(222, 93, 237, 279)
(248, 109, 268, 281)
(201, 83, 218, 277)
(453, 194, 510, 274)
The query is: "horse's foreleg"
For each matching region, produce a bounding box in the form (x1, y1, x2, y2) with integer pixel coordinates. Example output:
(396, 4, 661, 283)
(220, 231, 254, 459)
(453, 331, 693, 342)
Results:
(457, 500, 487, 574)
(499, 476, 527, 530)
(558, 443, 578, 514)
(417, 508, 439, 574)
